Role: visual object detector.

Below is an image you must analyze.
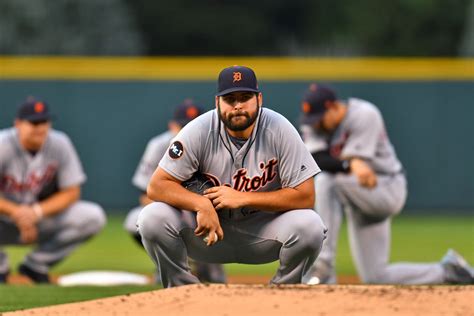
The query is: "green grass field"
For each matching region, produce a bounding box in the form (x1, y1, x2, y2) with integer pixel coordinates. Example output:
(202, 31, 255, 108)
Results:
(1, 213, 473, 312)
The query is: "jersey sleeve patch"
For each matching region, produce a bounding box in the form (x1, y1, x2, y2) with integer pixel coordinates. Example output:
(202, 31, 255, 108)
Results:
(168, 141, 184, 159)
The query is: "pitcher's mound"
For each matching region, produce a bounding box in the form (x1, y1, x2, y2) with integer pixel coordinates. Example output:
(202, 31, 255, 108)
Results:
(6, 284, 473, 316)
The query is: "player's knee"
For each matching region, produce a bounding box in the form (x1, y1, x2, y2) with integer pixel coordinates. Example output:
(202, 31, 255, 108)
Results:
(293, 210, 327, 251)
(123, 207, 142, 234)
(137, 202, 173, 240)
(80, 202, 107, 237)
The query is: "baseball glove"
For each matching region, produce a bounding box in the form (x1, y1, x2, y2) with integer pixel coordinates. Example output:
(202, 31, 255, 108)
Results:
(181, 172, 215, 195)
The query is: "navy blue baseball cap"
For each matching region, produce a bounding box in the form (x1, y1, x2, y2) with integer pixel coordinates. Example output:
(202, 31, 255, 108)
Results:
(16, 97, 54, 123)
(173, 99, 203, 126)
(216, 65, 260, 96)
(300, 84, 337, 125)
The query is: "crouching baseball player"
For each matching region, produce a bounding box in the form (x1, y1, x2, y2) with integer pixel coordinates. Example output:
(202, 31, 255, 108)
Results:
(124, 99, 226, 284)
(299, 84, 474, 285)
(137, 66, 327, 287)
(0, 98, 106, 283)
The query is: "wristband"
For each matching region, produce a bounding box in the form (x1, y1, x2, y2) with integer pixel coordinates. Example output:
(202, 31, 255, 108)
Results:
(32, 203, 43, 220)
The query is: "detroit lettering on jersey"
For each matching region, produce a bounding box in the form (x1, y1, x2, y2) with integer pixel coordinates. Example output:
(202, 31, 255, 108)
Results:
(201, 158, 278, 192)
(0, 163, 58, 195)
(160, 108, 320, 197)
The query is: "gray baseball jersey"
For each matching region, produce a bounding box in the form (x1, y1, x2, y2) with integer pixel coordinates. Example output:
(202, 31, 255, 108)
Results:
(139, 106, 327, 287)
(159, 108, 320, 203)
(300, 98, 447, 285)
(0, 128, 86, 204)
(132, 130, 174, 191)
(301, 98, 403, 174)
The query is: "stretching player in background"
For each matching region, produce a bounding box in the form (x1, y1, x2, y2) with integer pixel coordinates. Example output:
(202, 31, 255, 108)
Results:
(138, 66, 326, 288)
(299, 84, 474, 285)
(124, 99, 226, 284)
(0, 98, 106, 284)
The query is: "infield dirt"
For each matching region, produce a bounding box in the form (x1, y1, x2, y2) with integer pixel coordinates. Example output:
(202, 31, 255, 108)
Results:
(5, 284, 473, 316)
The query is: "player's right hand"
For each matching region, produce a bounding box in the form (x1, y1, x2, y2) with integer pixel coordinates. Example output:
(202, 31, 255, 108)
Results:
(194, 200, 224, 246)
(349, 158, 378, 189)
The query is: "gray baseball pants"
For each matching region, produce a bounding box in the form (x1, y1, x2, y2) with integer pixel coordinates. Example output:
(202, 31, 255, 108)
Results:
(304, 172, 445, 284)
(0, 200, 106, 274)
(125, 206, 227, 283)
(137, 202, 327, 288)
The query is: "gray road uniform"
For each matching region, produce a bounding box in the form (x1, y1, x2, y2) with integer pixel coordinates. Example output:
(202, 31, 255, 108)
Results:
(301, 98, 447, 284)
(125, 130, 227, 284)
(137, 107, 327, 288)
(124, 131, 174, 234)
(0, 128, 106, 275)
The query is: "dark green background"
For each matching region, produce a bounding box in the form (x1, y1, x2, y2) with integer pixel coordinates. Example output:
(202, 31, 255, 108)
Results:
(1, 80, 473, 211)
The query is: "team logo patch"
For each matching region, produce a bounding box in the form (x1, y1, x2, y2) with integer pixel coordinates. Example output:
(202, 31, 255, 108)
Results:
(168, 141, 184, 159)
(34, 102, 45, 113)
(233, 72, 242, 82)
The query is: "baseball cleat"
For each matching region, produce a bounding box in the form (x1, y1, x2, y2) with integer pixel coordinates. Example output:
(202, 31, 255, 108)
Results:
(195, 262, 227, 283)
(305, 276, 321, 285)
(18, 263, 50, 284)
(302, 260, 335, 285)
(0, 270, 9, 284)
(441, 249, 474, 284)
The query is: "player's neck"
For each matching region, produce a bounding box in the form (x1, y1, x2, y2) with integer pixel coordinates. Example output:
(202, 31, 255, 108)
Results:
(18, 137, 43, 152)
(336, 102, 348, 124)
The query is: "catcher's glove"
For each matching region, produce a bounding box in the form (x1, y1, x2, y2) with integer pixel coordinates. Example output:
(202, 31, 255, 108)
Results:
(181, 172, 215, 195)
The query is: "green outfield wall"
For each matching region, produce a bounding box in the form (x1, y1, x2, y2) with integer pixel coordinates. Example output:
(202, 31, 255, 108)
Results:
(1, 58, 473, 211)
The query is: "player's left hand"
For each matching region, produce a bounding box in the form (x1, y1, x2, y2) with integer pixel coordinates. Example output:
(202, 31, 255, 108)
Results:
(349, 158, 378, 189)
(204, 186, 246, 210)
(10, 205, 40, 243)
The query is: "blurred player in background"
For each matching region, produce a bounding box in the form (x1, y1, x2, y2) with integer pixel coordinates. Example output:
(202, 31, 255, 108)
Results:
(299, 84, 474, 285)
(124, 99, 227, 284)
(0, 98, 106, 284)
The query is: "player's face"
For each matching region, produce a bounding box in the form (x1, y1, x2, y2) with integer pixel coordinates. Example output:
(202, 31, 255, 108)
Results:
(317, 104, 340, 132)
(217, 92, 262, 132)
(15, 119, 51, 150)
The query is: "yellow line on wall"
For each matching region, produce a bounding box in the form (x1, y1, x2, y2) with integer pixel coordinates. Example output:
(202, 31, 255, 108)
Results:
(0, 57, 473, 80)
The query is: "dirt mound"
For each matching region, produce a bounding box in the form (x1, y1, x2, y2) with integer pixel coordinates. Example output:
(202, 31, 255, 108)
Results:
(6, 273, 360, 285)
(6, 284, 473, 316)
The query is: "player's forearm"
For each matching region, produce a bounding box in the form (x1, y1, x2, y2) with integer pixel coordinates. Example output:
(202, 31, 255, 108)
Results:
(312, 150, 350, 173)
(148, 179, 213, 213)
(139, 193, 154, 206)
(36, 186, 81, 217)
(0, 197, 19, 216)
(242, 178, 315, 212)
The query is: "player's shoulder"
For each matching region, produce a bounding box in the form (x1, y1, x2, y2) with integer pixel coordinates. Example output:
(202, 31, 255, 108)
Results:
(348, 98, 382, 121)
(180, 109, 216, 135)
(0, 127, 15, 147)
(0, 127, 13, 140)
(47, 129, 75, 147)
(260, 107, 296, 134)
(261, 107, 292, 126)
(349, 98, 380, 114)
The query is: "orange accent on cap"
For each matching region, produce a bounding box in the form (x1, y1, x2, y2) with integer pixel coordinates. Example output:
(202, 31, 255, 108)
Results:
(186, 106, 199, 119)
(233, 72, 242, 82)
(34, 102, 45, 113)
(302, 102, 311, 113)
